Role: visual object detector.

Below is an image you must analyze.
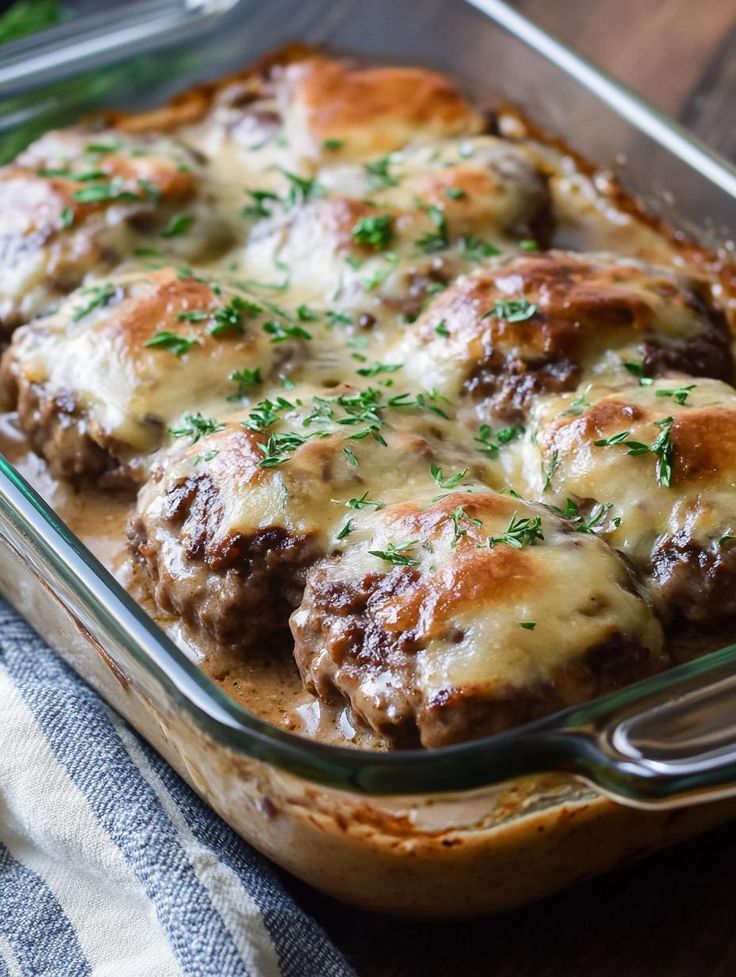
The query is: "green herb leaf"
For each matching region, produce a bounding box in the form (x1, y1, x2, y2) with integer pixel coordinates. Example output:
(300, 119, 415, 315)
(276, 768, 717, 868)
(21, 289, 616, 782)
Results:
(356, 362, 402, 377)
(484, 298, 537, 323)
(279, 168, 325, 207)
(459, 235, 501, 261)
(520, 621, 536, 630)
(430, 464, 468, 489)
(435, 320, 450, 338)
(486, 511, 544, 549)
(336, 518, 354, 539)
(369, 540, 420, 566)
(365, 155, 399, 190)
(351, 214, 395, 250)
(655, 384, 696, 406)
(415, 200, 449, 253)
(242, 188, 280, 219)
(71, 283, 117, 321)
(449, 506, 481, 547)
(144, 331, 199, 357)
(541, 449, 560, 492)
(346, 492, 384, 511)
(474, 423, 524, 457)
(168, 413, 224, 443)
(161, 213, 194, 238)
(262, 319, 312, 343)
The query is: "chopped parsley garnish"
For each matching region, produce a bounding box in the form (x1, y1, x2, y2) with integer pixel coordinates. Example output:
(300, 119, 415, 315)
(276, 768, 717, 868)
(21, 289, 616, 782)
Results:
(323, 138, 345, 151)
(133, 246, 162, 258)
(336, 519, 354, 540)
(346, 492, 384, 511)
(168, 413, 224, 443)
(520, 621, 536, 630)
(245, 397, 294, 432)
(593, 416, 675, 487)
(486, 511, 544, 549)
(296, 304, 319, 322)
(279, 169, 325, 207)
(551, 498, 621, 534)
(176, 310, 208, 323)
(85, 139, 121, 155)
(369, 540, 420, 567)
(430, 464, 468, 489)
(144, 331, 199, 357)
(415, 201, 449, 253)
(474, 423, 524, 457)
(445, 187, 466, 200)
(262, 319, 312, 343)
(450, 506, 481, 547)
(60, 206, 74, 229)
(624, 361, 654, 386)
(718, 534, 736, 548)
(71, 283, 117, 321)
(365, 155, 399, 190)
(541, 449, 560, 492)
(484, 299, 537, 323)
(229, 367, 262, 397)
(192, 449, 219, 466)
(519, 240, 540, 252)
(72, 178, 149, 204)
(326, 310, 352, 328)
(356, 362, 402, 377)
(209, 296, 258, 337)
(343, 447, 358, 467)
(655, 383, 696, 405)
(258, 432, 311, 468)
(242, 188, 280, 219)
(161, 213, 194, 238)
(351, 214, 395, 250)
(459, 235, 501, 261)
(435, 320, 450, 338)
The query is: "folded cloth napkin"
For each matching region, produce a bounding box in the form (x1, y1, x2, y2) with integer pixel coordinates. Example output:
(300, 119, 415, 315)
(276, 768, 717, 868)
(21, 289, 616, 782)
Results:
(0, 599, 355, 977)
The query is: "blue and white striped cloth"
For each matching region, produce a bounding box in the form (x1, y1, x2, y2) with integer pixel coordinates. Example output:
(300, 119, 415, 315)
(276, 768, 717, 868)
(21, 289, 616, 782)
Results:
(0, 599, 355, 977)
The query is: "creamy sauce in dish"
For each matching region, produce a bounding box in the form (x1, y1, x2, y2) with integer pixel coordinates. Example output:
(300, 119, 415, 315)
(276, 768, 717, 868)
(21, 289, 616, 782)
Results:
(0, 51, 733, 750)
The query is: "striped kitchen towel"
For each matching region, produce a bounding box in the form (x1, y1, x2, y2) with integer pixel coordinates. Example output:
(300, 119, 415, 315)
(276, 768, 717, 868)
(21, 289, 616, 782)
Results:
(0, 598, 355, 977)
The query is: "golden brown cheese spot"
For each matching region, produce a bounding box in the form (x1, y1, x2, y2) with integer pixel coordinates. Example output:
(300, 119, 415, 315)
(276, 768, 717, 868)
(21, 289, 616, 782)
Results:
(0, 269, 286, 484)
(292, 491, 666, 746)
(399, 251, 732, 424)
(288, 59, 484, 159)
(529, 378, 736, 628)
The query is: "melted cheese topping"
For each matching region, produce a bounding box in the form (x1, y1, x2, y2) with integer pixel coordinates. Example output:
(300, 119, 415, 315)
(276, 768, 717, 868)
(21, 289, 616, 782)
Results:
(526, 377, 736, 615)
(0, 51, 734, 747)
(292, 491, 666, 746)
(0, 129, 236, 331)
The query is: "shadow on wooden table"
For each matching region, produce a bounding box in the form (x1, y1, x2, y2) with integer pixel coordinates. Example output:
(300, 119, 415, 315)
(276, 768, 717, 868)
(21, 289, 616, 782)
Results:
(282, 818, 736, 977)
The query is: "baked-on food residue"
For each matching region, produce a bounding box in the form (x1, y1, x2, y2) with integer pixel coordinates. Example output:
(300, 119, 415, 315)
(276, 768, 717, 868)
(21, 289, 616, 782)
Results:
(1, 49, 734, 750)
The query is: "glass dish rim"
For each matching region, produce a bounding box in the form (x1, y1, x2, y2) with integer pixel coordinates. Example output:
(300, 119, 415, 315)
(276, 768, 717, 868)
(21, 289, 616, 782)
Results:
(2, 0, 736, 804)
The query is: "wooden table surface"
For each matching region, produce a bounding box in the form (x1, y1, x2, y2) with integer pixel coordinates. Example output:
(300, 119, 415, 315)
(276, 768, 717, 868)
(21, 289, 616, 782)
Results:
(283, 3, 736, 974)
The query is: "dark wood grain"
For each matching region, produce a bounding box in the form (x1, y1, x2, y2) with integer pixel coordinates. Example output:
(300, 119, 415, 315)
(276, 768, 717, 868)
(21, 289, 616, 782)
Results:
(291, 5, 736, 975)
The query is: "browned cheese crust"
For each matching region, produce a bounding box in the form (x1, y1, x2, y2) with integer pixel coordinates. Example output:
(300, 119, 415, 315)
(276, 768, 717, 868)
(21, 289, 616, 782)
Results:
(292, 491, 667, 747)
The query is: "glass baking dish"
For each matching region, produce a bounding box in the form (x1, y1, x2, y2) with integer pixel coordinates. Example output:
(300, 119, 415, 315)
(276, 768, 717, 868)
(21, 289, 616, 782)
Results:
(2, 0, 736, 916)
